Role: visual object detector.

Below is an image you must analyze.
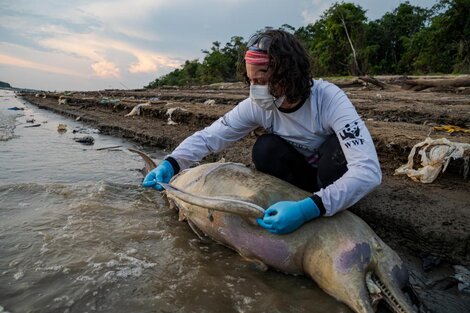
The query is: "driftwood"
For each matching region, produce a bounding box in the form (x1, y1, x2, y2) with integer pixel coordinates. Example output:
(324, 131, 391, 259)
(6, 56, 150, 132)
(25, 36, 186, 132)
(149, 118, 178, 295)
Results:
(401, 77, 470, 91)
(335, 76, 387, 89)
(358, 76, 387, 89)
(334, 79, 364, 88)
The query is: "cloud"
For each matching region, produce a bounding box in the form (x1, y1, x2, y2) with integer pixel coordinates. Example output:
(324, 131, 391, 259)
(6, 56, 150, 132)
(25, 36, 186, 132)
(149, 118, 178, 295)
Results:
(0, 0, 436, 90)
(0, 53, 85, 77)
(39, 29, 182, 76)
(1, 0, 183, 83)
(91, 60, 120, 78)
(301, 0, 332, 24)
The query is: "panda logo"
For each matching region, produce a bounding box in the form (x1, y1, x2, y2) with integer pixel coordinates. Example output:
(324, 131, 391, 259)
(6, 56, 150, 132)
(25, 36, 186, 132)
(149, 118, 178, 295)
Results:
(340, 121, 360, 140)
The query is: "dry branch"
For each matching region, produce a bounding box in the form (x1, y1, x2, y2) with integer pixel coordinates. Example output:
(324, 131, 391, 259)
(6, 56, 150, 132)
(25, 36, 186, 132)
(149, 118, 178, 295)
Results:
(358, 76, 387, 89)
(335, 76, 387, 89)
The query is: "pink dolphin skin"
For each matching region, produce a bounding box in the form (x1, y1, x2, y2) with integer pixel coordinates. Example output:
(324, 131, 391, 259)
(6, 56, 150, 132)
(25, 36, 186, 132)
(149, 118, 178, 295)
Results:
(131, 149, 417, 313)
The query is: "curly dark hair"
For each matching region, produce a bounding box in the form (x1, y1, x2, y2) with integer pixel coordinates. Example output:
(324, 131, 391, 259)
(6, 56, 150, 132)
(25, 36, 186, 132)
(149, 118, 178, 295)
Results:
(241, 29, 313, 104)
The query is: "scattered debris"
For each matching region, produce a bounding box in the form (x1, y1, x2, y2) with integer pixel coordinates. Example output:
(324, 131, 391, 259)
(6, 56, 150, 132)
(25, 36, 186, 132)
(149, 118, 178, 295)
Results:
(203, 99, 216, 106)
(72, 127, 99, 134)
(26, 118, 35, 123)
(401, 77, 470, 92)
(96, 145, 122, 151)
(125, 102, 150, 117)
(433, 125, 470, 134)
(75, 116, 81, 121)
(73, 135, 95, 145)
(35, 93, 46, 98)
(7, 107, 24, 111)
(358, 76, 387, 89)
(58, 96, 67, 105)
(24, 124, 41, 128)
(453, 265, 470, 294)
(395, 137, 470, 183)
(57, 124, 67, 132)
(166, 107, 186, 125)
(100, 97, 120, 105)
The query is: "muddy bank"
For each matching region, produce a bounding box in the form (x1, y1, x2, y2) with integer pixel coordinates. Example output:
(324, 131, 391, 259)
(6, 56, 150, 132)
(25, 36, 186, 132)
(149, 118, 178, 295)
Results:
(20, 80, 470, 266)
(18, 80, 470, 311)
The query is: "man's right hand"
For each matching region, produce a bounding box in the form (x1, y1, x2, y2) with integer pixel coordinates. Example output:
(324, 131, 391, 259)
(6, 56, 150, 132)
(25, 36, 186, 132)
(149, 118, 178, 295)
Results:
(142, 160, 174, 191)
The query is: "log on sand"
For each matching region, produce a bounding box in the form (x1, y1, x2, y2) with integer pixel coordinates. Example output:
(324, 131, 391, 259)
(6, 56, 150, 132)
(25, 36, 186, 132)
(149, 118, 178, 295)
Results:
(335, 76, 387, 89)
(401, 77, 470, 91)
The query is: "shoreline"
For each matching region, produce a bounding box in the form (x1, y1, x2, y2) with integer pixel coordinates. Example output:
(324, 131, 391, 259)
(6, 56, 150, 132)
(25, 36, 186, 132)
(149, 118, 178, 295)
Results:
(16, 82, 470, 312)
(18, 85, 470, 265)
(18, 83, 470, 267)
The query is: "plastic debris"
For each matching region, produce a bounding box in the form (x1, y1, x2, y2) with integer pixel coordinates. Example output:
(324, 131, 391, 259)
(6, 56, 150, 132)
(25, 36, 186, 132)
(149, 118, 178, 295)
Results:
(433, 125, 470, 134)
(100, 97, 120, 105)
(125, 102, 150, 117)
(203, 99, 216, 106)
(57, 124, 67, 132)
(394, 137, 470, 183)
(74, 136, 95, 145)
(72, 127, 99, 134)
(58, 96, 67, 105)
(453, 265, 470, 294)
(166, 107, 186, 125)
(7, 106, 24, 111)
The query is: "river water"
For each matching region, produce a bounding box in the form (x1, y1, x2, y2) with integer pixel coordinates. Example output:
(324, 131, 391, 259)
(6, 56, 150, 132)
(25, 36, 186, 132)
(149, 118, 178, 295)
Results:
(0, 89, 351, 313)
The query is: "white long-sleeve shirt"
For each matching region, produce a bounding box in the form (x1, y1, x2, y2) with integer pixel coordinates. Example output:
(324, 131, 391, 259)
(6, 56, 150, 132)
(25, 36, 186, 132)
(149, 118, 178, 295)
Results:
(168, 80, 382, 216)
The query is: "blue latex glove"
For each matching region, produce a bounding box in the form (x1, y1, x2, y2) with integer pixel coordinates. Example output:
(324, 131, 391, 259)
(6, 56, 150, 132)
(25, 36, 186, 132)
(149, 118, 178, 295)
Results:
(257, 198, 320, 234)
(142, 160, 174, 191)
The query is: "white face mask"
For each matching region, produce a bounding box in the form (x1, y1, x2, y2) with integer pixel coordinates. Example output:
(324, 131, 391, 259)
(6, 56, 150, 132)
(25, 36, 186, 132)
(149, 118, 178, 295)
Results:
(249, 84, 285, 110)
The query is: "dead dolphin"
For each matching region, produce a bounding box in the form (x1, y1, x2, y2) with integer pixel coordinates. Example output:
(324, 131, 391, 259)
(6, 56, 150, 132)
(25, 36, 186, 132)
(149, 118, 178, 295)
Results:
(130, 149, 417, 313)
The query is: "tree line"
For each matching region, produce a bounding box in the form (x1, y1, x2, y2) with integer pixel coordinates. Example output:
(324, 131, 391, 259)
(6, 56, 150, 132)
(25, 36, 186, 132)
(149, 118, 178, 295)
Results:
(145, 0, 470, 88)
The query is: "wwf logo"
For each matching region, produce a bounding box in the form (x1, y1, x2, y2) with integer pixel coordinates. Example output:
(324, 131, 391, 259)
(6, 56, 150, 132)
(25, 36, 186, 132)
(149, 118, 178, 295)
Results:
(339, 121, 364, 148)
(340, 121, 360, 140)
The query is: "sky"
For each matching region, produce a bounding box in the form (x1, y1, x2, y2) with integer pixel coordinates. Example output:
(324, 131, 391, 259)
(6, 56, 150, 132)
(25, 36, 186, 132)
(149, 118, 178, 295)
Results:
(0, 0, 437, 91)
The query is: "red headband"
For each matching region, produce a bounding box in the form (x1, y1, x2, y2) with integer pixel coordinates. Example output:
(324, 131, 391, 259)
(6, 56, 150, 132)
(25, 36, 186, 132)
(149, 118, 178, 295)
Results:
(244, 50, 269, 65)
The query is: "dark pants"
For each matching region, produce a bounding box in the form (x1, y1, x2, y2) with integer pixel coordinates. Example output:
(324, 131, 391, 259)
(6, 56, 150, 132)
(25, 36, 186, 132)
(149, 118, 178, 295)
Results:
(252, 134, 347, 192)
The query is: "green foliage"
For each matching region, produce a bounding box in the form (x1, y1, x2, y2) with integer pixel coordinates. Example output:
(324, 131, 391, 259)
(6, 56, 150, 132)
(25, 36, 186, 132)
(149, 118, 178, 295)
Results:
(406, 0, 470, 74)
(296, 2, 368, 76)
(145, 0, 467, 87)
(367, 2, 430, 74)
(145, 36, 245, 88)
(0, 81, 12, 88)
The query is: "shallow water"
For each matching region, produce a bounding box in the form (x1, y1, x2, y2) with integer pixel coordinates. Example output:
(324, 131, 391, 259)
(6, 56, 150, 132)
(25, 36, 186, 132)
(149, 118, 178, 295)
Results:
(0, 89, 351, 313)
